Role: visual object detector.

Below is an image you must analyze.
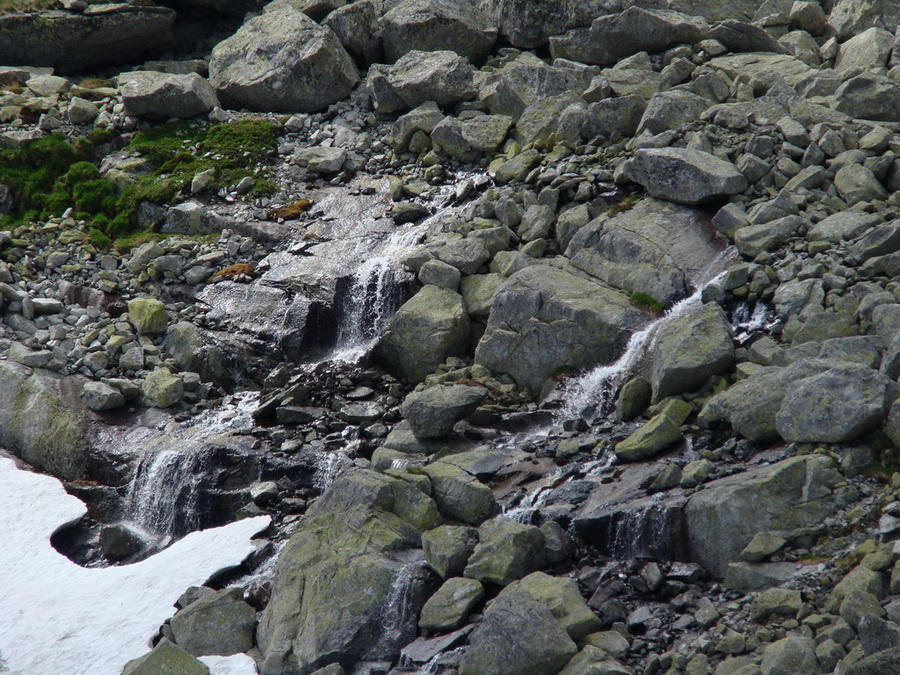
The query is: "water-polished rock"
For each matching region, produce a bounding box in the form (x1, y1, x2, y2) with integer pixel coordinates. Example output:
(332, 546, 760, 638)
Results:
(622, 148, 747, 205)
(209, 7, 359, 113)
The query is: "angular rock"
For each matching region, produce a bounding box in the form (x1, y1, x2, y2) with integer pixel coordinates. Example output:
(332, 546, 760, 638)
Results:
(142, 368, 184, 408)
(170, 587, 256, 656)
(293, 147, 347, 174)
(836, 26, 895, 73)
(368, 50, 476, 114)
(833, 74, 900, 122)
(376, 285, 470, 384)
(464, 518, 546, 586)
(127, 297, 168, 335)
(422, 525, 479, 578)
(422, 461, 497, 525)
(209, 8, 359, 113)
(122, 639, 209, 675)
(834, 163, 888, 206)
(322, 0, 381, 63)
(430, 114, 512, 162)
(119, 71, 218, 120)
(760, 636, 818, 675)
(507, 572, 603, 641)
(81, 381, 125, 412)
(401, 384, 488, 438)
(380, 0, 497, 63)
(623, 148, 747, 205)
(614, 414, 683, 462)
(419, 577, 485, 633)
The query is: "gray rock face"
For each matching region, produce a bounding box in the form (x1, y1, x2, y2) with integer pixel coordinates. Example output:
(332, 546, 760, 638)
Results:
(458, 589, 577, 675)
(474, 263, 647, 395)
(651, 303, 734, 402)
(381, 0, 497, 63)
(623, 148, 747, 205)
(376, 285, 470, 383)
(775, 364, 894, 442)
(836, 26, 895, 73)
(419, 577, 485, 632)
(686, 455, 842, 577)
(566, 197, 724, 307)
(401, 384, 488, 438)
(119, 71, 219, 120)
(209, 7, 359, 113)
(0, 9, 176, 72)
(833, 74, 900, 122)
(368, 50, 477, 114)
(170, 587, 256, 656)
(422, 525, 479, 578)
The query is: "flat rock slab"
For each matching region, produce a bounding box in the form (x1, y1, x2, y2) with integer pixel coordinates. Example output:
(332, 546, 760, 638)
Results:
(623, 147, 747, 205)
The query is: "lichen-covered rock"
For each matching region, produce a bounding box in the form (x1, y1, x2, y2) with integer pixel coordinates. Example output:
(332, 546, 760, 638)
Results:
(651, 303, 734, 402)
(464, 518, 546, 586)
(376, 285, 470, 384)
(760, 636, 819, 675)
(507, 572, 602, 641)
(833, 74, 900, 122)
(380, 0, 497, 63)
(459, 589, 577, 674)
(614, 414, 683, 462)
(422, 461, 497, 525)
(401, 384, 488, 438)
(170, 587, 255, 656)
(122, 639, 209, 675)
(141, 368, 184, 408)
(622, 147, 747, 205)
(367, 50, 476, 114)
(419, 577, 485, 632)
(127, 297, 168, 335)
(164, 322, 248, 388)
(81, 381, 125, 412)
(119, 71, 219, 120)
(431, 114, 512, 161)
(422, 525, 479, 578)
(475, 263, 646, 395)
(209, 7, 359, 113)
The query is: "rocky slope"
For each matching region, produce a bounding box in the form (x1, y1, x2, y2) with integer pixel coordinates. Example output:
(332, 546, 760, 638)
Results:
(2, 0, 900, 674)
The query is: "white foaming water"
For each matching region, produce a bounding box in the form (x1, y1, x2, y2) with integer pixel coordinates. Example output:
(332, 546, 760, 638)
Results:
(557, 250, 733, 424)
(732, 301, 771, 344)
(0, 456, 268, 675)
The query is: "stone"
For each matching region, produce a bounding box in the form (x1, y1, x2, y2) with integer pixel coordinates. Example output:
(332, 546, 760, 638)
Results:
(686, 455, 842, 577)
(858, 615, 900, 655)
(507, 572, 603, 641)
(475, 263, 646, 395)
(0, 9, 176, 73)
(380, 0, 497, 63)
(734, 215, 803, 259)
(833, 74, 900, 122)
(422, 525, 479, 578)
(430, 114, 512, 162)
(323, 0, 382, 63)
(584, 631, 630, 660)
(724, 562, 796, 593)
(122, 639, 209, 675)
(707, 19, 786, 54)
(119, 71, 219, 120)
(836, 26, 895, 73)
(623, 148, 747, 205)
(81, 381, 125, 412)
(651, 304, 734, 402)
(826, 565, 884, 613)
(293, 147, 347, 173)
(615, 376, 651, 421)
(464, 518, 546, 586)
(834, 164, 888, 206)
(436, 238, 491, 275)
(844, 647, 900, 675)
(614, 414, 683, 462)
(99, 523, 145, 562)
(67, 96, 99, 124)
(775, 364, 894, 443)
(401, 384, 488, 438)
(638, 90, 710, 135)
(419, 577, 485, 633)
(459, 589, 577, 675)
(209, 7, 359, 113)
(422, 461, 497, 525)
(740, 532, 786, 563)
(170, 587, 256, 656)
(750, 588, 803, 622)
(142, 368, 184, 408)
(376, 286, 470, 384)
(584, 95, 647, 139)
(760, 636, 818, 675)
(127, 297, 168, 335)
(419, 259, 461, 290)
(368, 50, 476, 114)
(807, 211, 879, 243)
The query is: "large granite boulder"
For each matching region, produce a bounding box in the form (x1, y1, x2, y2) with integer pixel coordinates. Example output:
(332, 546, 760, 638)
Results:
(506, 572, 602, 641)
(380, 0, 497, 63)
(170, 587, 255, 656)
(0, 362, 90, 481)
(422, 461, 497, 525)
(322, 0, 382, 64)
(474, 263, 647, 395)
(458, 589, 577, 674)
(835, 26, 895, 73)
(119, 71, 219, 120)
(0, 8, 175, 72)
(401, 384, 488, 438)
(686, 455, 842, 577)
(833, 74, 900, 122)
(479, 0, 611, 49)
(122, 639, 209, 675)
(209, 7, 359, 113)
(827, 0, 900, 40)
(257, 470, 439, 674)
(651, 303, 734, 402)
(376, 285, 470, 384)
(622, 148, 747, 205)
(367, 49, 477, 114)
(464, 518, 546, 586)
(565, 198, 725, 307)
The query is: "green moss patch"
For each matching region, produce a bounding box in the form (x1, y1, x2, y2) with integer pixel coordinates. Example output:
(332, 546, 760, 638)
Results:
(629, 292, 665, 313)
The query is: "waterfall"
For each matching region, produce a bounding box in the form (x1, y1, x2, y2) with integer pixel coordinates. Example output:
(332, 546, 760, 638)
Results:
(557, 249, 734, 424)
(731, 301, 772, 345)
(607, 504, 674, 560)
(369, 558, 428, 659)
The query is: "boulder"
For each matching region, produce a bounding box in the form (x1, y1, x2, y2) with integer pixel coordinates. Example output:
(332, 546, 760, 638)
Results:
(209, 7, 359, 113)
(380, 0, 497, 63)
(127, 298, 168, 335)
(142, 368, 184, 408)
(376, 285, 470, 384)
(401, 384, 488, 438)
(464, 518, 547, 586)
(760, 636, 818, 675)
(637, 90, 710, 135)
(845, 648, 900, 675)
(164, 322, 249, 388)
(835, 26, 895, 73)
(614, 414, 684, 462)
(834, 164, 888, 206)
(122, 639, 209, 675)
(807, 211, 879, 243)
(430, 115, 512, 161)
(734, 215, 803, 259)
(775, 364, 894, 443)
(475, 263, 646, 395)
(293, 147, 347, 174)
(419, 577, 485, 632)
(565, 198, 724, 307)
(119, 71, 218, 120)
(827, 0, 900, 40)
(422, 525, 479, 578)
(0, 9, 176, 72)
(833, 74, 900, 122)
(707, 20, 786, 54)
(686, 455, 841, 577)
(322, 0, 382, 64)
(623, 148, 747, 205)
(170, 587, 256, 656)
(583, 95, 648, 139)
(367, 50, 476, 114)
(459, 590, 577, 674)
(507, 572, 603, 641)
(257, 470, 439, 674)
(422, 461, 497, 525)
(480, 0, 606, 49)
(651, 303, 734, 401)
(81, 381, 125, 412)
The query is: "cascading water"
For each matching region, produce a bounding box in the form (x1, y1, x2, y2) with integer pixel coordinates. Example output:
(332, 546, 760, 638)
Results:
(556, 249, 735, 424)
(731, 301, 772, 344)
